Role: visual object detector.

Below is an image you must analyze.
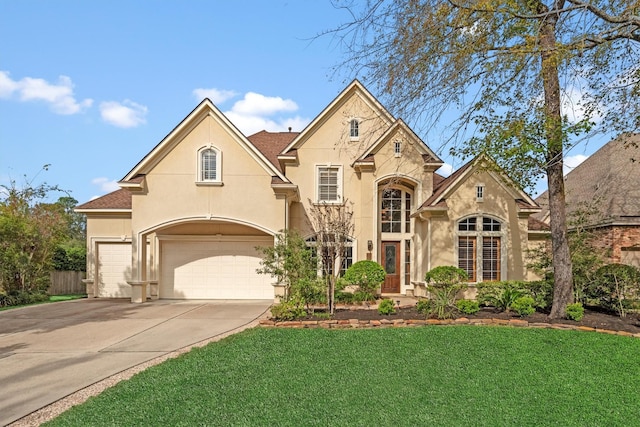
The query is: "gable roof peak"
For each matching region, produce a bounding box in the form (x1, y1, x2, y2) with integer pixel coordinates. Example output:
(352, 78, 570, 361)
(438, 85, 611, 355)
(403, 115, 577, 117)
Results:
(281, 80, 395, 154)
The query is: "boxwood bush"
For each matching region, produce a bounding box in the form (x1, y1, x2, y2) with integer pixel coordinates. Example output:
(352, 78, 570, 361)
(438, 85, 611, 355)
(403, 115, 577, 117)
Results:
(343, 260, 386, 299)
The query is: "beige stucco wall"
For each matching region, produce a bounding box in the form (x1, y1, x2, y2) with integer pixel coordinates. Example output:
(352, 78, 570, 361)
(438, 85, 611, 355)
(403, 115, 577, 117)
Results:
(286, 91, 435, 289)
(132, 115, 286, 237)
(425, 169, 530, 283)
(85, 213, 132, 240)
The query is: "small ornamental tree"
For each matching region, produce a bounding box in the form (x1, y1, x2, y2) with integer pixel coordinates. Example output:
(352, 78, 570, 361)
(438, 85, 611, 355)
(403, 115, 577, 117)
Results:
(256, 230, 317, 301)
(343, 260, 386, 299)
(308, 199, 354, 314)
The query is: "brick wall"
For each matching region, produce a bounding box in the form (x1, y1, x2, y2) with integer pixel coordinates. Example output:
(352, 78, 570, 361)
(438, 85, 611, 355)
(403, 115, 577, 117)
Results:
(590, 225, 640, 267)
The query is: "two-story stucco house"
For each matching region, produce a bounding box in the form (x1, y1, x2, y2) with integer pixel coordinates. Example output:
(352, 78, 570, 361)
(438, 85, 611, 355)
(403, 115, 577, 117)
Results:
(76, 80, 544, 302)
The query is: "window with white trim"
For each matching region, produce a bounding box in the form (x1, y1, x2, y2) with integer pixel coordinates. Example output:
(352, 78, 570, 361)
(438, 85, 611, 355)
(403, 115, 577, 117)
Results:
(317, 166, 342, 203)
(197, 146, 222, 184)
(457, 216, 503, 282)
(394, 141, 402, 157)
(350, 119, 359, 139)
(476, 184, 485, 201)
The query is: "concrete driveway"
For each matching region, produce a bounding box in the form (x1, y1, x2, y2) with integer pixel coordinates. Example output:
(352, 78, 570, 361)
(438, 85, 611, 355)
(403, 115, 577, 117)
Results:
(0, 298, 271, 426)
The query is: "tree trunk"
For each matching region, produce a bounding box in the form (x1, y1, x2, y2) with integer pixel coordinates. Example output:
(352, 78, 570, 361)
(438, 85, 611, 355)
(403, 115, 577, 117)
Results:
(539, 6, 574, 319)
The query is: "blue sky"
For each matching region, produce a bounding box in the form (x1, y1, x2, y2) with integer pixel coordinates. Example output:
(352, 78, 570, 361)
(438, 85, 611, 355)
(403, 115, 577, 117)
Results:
(1, 0, 598, 204)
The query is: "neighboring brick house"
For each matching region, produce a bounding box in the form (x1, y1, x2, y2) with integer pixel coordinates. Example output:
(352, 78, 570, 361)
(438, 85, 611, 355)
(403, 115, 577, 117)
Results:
(535, 133, 640, 268)
(76, 80, 543, 302)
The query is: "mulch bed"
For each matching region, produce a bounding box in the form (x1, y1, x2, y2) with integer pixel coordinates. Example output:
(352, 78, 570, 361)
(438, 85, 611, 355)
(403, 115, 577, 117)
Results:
(292, 305, 640, 335)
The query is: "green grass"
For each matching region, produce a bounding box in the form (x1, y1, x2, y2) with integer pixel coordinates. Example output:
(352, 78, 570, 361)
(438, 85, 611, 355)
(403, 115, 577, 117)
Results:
(47, 327, 640, 426)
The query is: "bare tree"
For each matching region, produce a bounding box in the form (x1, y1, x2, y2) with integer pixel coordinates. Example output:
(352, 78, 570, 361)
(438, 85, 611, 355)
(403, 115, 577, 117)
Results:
(329, 0, 640, 318)
(308, 199, 355, 314)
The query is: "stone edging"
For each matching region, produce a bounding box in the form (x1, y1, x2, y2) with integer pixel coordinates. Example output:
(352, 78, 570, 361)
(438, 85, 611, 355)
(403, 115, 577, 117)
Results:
(259, 317, 640, 338)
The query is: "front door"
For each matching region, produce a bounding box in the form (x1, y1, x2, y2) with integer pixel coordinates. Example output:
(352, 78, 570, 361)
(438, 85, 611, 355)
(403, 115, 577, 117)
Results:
(381, 241, 400, 293)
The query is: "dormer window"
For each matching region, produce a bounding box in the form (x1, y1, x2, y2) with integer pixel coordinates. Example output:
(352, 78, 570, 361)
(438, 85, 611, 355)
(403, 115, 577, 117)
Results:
(197, 146, 222, 185)
(350, 119, 359, 139)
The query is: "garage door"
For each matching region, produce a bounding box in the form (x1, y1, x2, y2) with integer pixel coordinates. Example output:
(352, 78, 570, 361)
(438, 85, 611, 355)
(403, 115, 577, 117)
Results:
(160, 238, 273, 299)
(97, 243, 131, 298)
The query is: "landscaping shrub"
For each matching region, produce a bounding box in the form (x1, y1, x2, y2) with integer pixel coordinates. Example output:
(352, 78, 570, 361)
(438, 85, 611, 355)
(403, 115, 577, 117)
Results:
(424, 266, 468, 286)
(478, 282, 524, 312)
(478, 280, 553, 312)
(424, 266, 468, 319)
(416, 298, 432, 314)
(456, 299, 480, 315)
(427, 285, 463, 319)
(291, 277, 326, 306)
(377, 298, 396, 315)
(521, 280, 553, 311)
(0, 290, 49, 307)
(270, 297, 306, 321)
(335, 290, 354, 304)
(511, 296, 536, 317)
(587, 263, 640, 317)
(565, 303, 585, 321)
(343, 260, 386, 299)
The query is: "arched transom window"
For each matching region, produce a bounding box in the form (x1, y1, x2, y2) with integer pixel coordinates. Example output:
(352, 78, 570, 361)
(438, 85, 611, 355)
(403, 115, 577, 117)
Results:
(457, 216, 503, 282)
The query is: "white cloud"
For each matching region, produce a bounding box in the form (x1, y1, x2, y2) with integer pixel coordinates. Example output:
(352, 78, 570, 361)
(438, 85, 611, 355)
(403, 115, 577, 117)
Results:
(0, 70, 93, 114)
(564, 154, 587, 175)
(205, 90, 308, 135)
(193, 87, 237, 104)
(0, 71, 19, 97)
(436, 163, 454, 177)
(561, 85, 603, 125)
(91, 177, 120, 193)
(100, 100, 147, 128)
(231, 92, 298, 116)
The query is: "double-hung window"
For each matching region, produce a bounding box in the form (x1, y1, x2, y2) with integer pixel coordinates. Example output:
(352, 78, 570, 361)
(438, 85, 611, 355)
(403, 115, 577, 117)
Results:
(317, 166, 341, 203)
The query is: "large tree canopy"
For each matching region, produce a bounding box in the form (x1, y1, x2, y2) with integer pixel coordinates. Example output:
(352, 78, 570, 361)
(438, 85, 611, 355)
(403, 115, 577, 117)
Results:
(331, 0, 640, 318)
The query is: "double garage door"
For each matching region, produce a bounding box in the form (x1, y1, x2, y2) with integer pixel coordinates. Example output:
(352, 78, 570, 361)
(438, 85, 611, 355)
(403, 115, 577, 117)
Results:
(159, 238, 273, 299)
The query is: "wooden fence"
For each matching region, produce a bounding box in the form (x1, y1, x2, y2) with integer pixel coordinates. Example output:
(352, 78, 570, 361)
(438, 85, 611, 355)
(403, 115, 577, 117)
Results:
(49, 271, 86, 295)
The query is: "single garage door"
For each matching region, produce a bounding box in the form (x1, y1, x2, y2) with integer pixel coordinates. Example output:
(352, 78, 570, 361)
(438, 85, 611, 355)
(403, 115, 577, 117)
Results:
(160, 238, 273, 299)
(97, 243, 131, 298)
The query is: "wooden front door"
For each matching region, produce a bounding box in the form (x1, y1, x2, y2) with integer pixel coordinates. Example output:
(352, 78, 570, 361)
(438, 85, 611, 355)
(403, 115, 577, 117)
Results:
(381, 241, 400, 293)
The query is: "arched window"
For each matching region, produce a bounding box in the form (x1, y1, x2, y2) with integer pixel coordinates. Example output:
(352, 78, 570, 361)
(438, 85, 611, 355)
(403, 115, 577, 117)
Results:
(197, 146, 222, 184)
(350, 119, 359, 139)
(457, 215, 503, 282)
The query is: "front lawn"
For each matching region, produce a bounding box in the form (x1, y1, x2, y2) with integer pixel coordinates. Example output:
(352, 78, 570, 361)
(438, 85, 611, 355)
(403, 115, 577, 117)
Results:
(47, 327, 640, 426)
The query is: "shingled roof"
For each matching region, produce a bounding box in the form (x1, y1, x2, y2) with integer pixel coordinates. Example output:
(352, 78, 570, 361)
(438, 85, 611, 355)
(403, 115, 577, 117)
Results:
(247, 130, 299, 173)
(75, 188, 132, 211)
(535, 133, 640, 226)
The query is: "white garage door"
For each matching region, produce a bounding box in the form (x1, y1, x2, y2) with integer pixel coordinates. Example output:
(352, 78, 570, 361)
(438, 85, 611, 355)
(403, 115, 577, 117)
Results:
(160, 238, 273, 299)
(97, 243, 131, 298)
